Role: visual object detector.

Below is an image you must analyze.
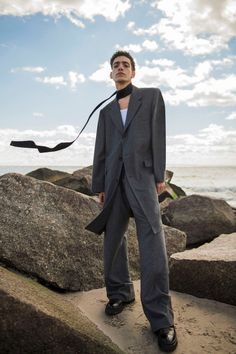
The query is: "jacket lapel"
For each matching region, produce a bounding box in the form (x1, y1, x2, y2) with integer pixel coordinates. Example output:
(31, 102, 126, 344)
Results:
(124, 86, 142, 133)
(108, 86, 142, 134)
(109, 99, 124, 134)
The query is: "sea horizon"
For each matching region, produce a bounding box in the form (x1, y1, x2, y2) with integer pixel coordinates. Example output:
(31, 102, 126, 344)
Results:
(1, 164, 236, 208)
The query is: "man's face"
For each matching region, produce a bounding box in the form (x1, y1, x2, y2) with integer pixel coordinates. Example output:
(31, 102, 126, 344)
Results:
(110, 56, 135, 84)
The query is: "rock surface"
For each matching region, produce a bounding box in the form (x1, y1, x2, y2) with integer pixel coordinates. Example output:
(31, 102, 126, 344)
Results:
(0, 173, 185, 291)
(72, 165, 93, 192)
(27, 166, 94, 196)
(163, 194, 236, 245)
(73, 165, 92, 178)
(169, 233, 236, 305)
(54, 175, 93, 195)
(27, 167, 70, 183)
(0, 173, 103, 291)
(164, 225, 186, 258)
(0, 266, 124, 354)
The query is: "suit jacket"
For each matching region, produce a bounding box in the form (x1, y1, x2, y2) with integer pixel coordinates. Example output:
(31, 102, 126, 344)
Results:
(86, 85, 166, 234)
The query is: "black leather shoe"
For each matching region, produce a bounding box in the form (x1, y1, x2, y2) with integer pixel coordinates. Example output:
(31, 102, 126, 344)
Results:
(105, 298, 135, 316)
(155, 326, 178, 352)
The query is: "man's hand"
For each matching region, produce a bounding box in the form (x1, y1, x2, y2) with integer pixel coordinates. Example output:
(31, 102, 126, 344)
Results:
(98, 192, 105, 204)
(156, 182, 166, 195)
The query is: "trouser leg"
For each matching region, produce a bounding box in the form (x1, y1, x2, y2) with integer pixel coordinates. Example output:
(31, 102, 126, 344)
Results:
(104, 183, 135, 301)
(123, 175, 174, 331)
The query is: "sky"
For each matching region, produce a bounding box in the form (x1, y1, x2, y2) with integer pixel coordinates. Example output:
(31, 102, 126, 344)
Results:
(0, 0, 236, 167)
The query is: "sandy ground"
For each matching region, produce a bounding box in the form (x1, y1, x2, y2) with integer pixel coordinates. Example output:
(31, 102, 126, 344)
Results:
(66, 280, 236, 354)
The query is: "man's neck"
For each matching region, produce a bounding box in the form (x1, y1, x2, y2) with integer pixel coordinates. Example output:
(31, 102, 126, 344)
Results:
(116, 81, 132, 91)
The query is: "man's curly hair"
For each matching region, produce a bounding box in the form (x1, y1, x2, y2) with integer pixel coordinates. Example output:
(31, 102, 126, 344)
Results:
(110, 50, 136, 71)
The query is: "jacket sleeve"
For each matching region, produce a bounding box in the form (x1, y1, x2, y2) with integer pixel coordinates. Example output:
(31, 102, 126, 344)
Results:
(91, 109, 106, 193)
(152, 88, 166, 183)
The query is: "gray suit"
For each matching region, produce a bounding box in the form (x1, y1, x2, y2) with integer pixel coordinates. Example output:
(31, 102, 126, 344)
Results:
(86, 86, 174, 332)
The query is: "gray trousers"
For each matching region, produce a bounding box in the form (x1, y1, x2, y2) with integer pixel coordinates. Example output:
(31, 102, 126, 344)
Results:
(104, 171, 174, 332)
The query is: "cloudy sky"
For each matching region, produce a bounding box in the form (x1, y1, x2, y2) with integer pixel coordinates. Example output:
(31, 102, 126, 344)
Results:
(1, 0, 236, 167)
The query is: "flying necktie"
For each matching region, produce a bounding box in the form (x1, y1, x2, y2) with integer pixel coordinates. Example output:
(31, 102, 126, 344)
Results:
(10, 83, 133, 153)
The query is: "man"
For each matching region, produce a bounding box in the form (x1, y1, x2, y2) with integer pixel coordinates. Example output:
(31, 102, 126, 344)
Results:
(86, 51, 177, 352)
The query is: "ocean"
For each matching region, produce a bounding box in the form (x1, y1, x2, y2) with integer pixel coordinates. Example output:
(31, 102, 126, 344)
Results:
(0, 165, 236, 208)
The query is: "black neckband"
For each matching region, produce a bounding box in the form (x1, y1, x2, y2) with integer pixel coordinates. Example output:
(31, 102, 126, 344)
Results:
(10, 84, 133, 153)
(116, 82, 133, 100)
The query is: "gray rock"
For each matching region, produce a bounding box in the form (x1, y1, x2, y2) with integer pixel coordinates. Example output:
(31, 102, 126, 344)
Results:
(163, 194, 236, 245)
(158, 183, 186, 203)
(48, 165, 94, 196)
(27, 166, 94, 196)
(169, 233, 236, 305)
(0, 266, 124, 354)
(165, 169, 173, 182)
(27, 167, 70, 183)
(54, 175, 93, 196)
(164, 225, 186, 258)
(0, 173, 186, 291)
(73, 165, 92, 191)
(169, 182, 186, 197)
(73, 165, 93, 178)
(0, 173, 103, 291)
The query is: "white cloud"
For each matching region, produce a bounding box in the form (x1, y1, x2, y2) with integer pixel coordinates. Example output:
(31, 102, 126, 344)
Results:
(89, 61, 112, 84)
(226, 112, 236, 120)
(35, 75, 67, 89)
(68, 71, 86, 90)
(1, 126, 96, 166)
(164, 74, 236, 107)
(131, 58, 236, 107)
(11, 66, 46, 73)
(133, 63, 203, 90)
(211, 57, 235, 66)
(127, 21, 135, 30)
(33, 112, 44, 118)
(127, 21, 159, 36)
(142, 39, 158, 51)
(89, 57, 236, 107)
(0, 0, 131, 27)
(128, 0, 236, 55)
(2, 124, 235, 166)
(167, 124, 236, 165)
(145, 59, 175, 67)
(76, 0, 131, 22)
(116, 43, 143, 53)
(116, 39, 158, 53)
(194, 62, 213, 81)
(13, 68, 86, 90)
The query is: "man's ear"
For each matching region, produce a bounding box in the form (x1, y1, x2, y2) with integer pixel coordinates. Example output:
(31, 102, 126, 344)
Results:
(110, 72, 113, 79)
(131, 70, 136, 78)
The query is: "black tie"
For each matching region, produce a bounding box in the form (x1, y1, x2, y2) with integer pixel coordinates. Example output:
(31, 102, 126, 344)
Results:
(10, 83, 133, 153)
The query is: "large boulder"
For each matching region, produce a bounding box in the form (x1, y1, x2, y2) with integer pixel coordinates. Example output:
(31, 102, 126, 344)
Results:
(164, 225, 186, 258)
(73, 165, 93, 193)
(54, 175, 93, 196)
(27, 167, 70, 183)
(163, 194, 236, 245)
(0, 266, 124, 354)
(0, 173, 186, 291)
(73, 165, 92, 178)
(27, 166, 94, 196)
(169, 233, 236, 305)
(0, 173, 104, 291)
